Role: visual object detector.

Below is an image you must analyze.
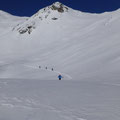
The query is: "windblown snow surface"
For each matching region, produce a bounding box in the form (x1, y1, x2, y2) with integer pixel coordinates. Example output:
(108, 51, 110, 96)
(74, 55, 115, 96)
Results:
(0, 2, 120, 120)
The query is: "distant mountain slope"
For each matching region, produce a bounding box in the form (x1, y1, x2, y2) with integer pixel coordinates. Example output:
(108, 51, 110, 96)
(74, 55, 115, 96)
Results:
(0, 2, 120, 80)
(0, 10, 28, 36)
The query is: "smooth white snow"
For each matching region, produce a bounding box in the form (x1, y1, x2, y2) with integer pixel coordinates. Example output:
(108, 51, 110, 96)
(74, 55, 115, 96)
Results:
(0, 79, 120, 120)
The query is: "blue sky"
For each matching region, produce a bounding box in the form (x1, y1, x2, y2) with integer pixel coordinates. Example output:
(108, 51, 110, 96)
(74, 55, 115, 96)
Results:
(0, 0, 120, 16)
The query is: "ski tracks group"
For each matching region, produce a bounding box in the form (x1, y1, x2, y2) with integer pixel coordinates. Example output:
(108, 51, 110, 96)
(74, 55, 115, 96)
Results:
(24, 65, 72, 80)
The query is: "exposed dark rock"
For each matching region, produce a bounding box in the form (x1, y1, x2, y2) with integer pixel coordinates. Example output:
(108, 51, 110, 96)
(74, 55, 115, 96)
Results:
(27, 26, 32, 29)
(52, 17, 58, 20)
(19, 26, 35, 34)
(51, 3, 68, 13)
(19, 29, 28, 34)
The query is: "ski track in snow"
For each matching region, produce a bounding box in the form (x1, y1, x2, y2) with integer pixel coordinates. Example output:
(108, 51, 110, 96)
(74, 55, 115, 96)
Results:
(0, 78, 120, 120)
(103, 83, 120, 87)
(24, 65, 72, 80)
(0, 95, 86, 120)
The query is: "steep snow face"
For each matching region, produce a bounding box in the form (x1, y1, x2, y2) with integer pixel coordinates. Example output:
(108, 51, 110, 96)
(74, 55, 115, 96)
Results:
(0, 3, 120, 80)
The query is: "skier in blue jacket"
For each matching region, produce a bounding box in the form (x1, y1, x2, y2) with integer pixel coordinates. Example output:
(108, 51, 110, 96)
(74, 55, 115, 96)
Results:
(58, 74, 63, 80)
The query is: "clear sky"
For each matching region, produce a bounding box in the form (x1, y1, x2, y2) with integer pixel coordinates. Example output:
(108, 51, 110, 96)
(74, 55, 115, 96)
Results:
(0, 0, 120, 16)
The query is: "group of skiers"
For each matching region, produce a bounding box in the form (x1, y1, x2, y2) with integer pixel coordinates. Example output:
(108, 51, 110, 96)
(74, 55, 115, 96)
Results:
(39, 66, 63, 80)
(39, 66, 54, 71)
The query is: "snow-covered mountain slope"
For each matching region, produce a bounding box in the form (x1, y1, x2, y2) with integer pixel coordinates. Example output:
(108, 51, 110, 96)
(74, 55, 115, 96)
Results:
(0, 2, 120, 80)
(0, 10, 28, 36)
(0, 3, 120, 120)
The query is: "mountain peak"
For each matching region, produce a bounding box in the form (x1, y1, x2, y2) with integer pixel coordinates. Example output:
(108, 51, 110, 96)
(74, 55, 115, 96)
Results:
(53, 1, 62, 6)
(50, 2, 69, 13)
(13, 2, 70, 34)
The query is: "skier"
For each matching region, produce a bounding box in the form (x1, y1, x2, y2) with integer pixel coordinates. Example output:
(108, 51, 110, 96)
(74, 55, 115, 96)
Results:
(58, 74, 63, 80)
(39, 66, 41, 68)
(45, 67, 47, 69)
(51, 68, 54, 71)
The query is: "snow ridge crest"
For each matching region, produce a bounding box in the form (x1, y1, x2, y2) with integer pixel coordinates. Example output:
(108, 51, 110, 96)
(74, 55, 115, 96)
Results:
(50, 2, 69, 13)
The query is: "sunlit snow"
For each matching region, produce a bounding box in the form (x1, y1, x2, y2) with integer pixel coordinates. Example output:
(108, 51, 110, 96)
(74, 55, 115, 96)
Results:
(0, 2, 120, 120)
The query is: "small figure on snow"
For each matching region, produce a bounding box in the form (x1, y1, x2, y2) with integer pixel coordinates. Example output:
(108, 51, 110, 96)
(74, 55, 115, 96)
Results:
(45, 67, 47, 69)
(39, 66, 41, 68)
(51, 68, 54, 71)
(58, 74, 63, 80)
